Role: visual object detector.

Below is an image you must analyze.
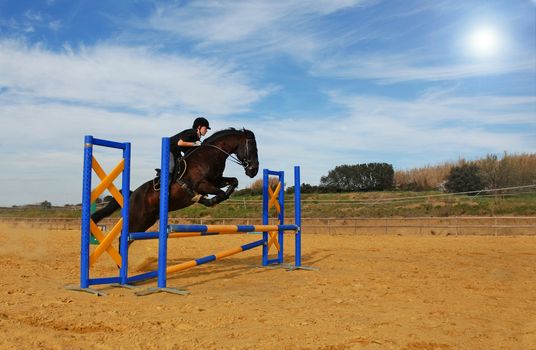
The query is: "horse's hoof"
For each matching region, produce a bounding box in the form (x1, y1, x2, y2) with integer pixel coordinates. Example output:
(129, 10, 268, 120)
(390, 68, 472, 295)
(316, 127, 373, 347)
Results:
(191, 194, 203, 203)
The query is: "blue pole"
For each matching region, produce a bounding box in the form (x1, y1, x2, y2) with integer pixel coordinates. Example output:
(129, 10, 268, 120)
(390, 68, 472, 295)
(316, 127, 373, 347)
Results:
(157, 138, 170, 288)
(294, 166, 302, 267)
(277, 171, 284, 264)
(262, 169, 269, 266)
(120, 142, 131, 284)
(80, 135, 93, 288)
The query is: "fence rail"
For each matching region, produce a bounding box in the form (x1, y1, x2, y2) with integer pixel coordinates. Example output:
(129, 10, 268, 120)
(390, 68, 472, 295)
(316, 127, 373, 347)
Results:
(1, 216, 535, 235)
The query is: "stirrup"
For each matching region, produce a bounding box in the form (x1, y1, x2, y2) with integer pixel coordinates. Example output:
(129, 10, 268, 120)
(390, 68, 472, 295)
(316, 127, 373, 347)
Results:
(153, 176, 161, 192)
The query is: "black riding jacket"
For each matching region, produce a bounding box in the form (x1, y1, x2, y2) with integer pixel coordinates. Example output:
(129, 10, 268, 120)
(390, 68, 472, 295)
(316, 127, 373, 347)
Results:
(169, 128, 199, 159)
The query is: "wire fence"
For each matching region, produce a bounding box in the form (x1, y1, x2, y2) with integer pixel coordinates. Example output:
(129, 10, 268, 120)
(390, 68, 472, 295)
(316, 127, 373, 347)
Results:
(2, 216, 535, 236)
(224, 184, 536, 205)
(2, 185, 534, 235)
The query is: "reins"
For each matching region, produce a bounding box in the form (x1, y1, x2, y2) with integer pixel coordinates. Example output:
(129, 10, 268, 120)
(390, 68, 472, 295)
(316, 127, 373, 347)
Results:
(203, 144, 248, 168)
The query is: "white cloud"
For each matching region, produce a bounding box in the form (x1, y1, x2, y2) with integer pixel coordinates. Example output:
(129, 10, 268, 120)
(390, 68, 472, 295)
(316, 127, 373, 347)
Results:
(0, 39, 269, 115)
(48, 20, 62, 31)
(314, 52, 535, 83)
(24, 10, 43, 23)
(142, 0, 367, 60)
(327, 91, 535, 156)
(147, 1, 365, 44)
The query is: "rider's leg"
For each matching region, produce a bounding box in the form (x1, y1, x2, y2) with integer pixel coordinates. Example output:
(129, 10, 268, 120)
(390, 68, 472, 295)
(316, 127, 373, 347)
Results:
(169, 152, 177, 185)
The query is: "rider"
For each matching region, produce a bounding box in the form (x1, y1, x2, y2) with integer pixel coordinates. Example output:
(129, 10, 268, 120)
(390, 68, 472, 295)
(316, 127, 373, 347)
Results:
(168, 117, 211, 180)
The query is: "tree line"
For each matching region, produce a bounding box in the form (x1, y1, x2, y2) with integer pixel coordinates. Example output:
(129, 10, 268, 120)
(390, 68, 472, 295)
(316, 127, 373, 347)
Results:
(236, 152, 536, 195)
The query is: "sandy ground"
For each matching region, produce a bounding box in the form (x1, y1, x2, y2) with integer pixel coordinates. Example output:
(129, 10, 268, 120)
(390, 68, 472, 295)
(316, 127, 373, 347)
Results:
(0, 223, 535, 350)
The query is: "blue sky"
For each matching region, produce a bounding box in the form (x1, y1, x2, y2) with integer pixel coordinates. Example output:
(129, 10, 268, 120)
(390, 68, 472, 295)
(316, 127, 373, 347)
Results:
(0, 0, 535, 206)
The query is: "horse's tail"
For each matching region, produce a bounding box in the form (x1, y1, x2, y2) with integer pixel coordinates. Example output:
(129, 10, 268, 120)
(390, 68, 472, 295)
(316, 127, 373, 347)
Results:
(90, 191, 131, 223)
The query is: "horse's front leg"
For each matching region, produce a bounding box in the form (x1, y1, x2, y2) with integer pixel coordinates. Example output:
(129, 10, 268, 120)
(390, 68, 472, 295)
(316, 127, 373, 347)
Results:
(196, 178, 237, 207)
(220, 177, 239, 197)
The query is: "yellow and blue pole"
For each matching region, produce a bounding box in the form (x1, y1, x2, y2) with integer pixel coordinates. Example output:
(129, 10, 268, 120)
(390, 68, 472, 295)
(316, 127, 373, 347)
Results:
(166, 239, 265, 274)
(130, 224, 299, 240)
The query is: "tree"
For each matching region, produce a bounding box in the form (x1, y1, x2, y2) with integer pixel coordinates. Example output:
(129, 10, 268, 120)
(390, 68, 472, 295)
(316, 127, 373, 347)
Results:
(320, 165, 356, 191)
(478, 154, 500, 189)
(40, 200, 52, 209)
(320, 163, 394, 192)
(445, 163, 483, 193)
(367, 163, 395, 191)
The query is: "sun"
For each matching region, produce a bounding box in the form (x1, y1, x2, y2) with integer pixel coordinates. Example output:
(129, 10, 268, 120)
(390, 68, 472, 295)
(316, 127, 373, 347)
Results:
(466, 25, 502, 58)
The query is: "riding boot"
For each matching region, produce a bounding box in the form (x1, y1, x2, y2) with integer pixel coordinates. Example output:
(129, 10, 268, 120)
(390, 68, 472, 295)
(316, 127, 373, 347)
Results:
(166, 152, 173, 187)
(169, 153, 181, 187)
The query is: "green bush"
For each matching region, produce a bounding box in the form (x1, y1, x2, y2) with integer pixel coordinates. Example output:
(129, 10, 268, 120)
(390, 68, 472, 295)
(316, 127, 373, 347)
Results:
(320, 163, 394, 192)
(445, 163, 484, 194)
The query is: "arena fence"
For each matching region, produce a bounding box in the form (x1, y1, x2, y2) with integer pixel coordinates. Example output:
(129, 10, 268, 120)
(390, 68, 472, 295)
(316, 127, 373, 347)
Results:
(2, 216, 535, 235)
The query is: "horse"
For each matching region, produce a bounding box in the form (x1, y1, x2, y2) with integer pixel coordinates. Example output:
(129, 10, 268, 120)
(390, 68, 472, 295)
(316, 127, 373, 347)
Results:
(91, 128, 259, 233)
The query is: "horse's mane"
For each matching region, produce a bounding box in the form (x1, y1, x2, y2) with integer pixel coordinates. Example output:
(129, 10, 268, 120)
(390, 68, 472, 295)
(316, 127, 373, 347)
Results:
(203, 128, 254, 144)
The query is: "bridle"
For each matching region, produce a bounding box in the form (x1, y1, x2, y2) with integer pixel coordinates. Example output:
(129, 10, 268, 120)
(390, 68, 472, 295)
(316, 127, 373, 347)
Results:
(203, 136, 256, 172)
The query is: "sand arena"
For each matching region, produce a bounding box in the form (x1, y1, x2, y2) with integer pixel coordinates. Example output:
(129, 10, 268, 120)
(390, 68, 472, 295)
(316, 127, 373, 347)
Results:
(0, 223, 534, 349)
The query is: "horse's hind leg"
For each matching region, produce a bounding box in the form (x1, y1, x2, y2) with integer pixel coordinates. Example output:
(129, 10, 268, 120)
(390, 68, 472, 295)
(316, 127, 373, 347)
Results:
(127, 181, 161, 233)
(91, 197, 121, 223)
(198, 196, 224, 207)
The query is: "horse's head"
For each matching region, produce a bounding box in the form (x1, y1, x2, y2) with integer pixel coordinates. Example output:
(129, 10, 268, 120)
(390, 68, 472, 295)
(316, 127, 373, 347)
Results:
(236, 129, 259, 177)
(201, 128, 259, 177)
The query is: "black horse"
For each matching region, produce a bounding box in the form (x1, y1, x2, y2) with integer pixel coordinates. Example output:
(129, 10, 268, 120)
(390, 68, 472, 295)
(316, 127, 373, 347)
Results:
(91, 128, 259, 233)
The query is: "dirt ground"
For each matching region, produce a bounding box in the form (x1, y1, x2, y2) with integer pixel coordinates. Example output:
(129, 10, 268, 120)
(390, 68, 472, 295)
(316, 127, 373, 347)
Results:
(0, 223, 535, 350)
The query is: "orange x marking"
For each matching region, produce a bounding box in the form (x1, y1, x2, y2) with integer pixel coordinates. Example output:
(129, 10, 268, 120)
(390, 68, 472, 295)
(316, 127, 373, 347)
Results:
(268, 181, 281, 213)
(89, 219, 123, 267)
(90, 157, 124, 205)
(88, 156, 125, 267)
(91, 156, 124, 207)
(267, 231, 280, 252)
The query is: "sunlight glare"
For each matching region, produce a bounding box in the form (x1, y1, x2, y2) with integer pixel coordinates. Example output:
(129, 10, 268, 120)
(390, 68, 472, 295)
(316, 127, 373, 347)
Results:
(467, 25, 501, 57)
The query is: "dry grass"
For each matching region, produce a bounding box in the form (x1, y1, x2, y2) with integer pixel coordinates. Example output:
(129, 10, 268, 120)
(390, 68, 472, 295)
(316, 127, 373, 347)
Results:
(394, 153, 536, 190)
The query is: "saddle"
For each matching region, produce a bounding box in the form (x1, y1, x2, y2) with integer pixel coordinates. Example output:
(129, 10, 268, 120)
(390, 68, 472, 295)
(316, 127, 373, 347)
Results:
(152, 158, 186, 192)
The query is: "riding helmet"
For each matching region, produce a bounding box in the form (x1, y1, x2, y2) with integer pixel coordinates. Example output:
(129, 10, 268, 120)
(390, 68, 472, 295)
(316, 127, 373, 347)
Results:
(193, 117, 211, 129)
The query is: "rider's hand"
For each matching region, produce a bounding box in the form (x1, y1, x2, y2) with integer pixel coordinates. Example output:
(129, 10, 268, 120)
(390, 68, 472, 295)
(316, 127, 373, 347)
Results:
(192, 141, 201, 146)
